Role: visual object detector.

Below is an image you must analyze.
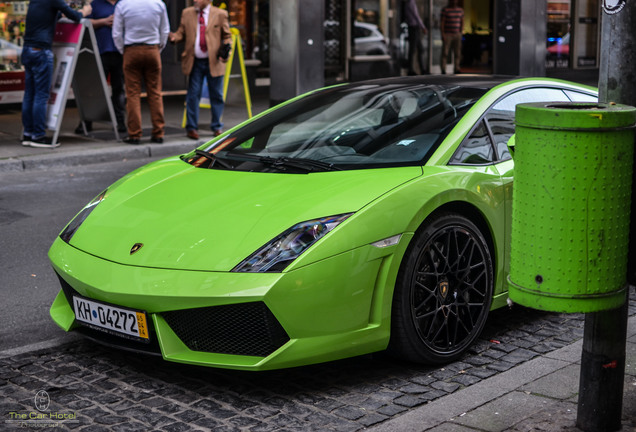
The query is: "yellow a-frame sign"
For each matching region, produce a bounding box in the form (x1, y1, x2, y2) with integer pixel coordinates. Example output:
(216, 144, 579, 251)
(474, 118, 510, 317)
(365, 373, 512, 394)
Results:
(223, 27, 253, 118)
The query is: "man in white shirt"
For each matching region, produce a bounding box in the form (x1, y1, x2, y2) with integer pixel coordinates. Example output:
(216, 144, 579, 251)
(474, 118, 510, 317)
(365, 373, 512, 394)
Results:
(112, 0, 169, 144)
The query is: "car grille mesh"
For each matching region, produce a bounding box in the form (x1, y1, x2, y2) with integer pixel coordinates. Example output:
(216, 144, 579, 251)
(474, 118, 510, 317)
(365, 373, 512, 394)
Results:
(162, 302, 290, 357)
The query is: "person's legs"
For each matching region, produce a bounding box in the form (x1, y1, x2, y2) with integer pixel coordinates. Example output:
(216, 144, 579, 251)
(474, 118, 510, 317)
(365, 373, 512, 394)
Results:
(407, 26, 420, 75)
(102, 51, 126, 130)
(142, 46, 164, 139)
(21, 48, 35, 139)
(441, 34, 450, 73)
(123, 47, 143, 138)
(207, 74, 224, 133)
(452, 33, 462, 72)
(415, 34, 427, 74)
(185, 59, 205, 132)
(22, 48, 54, 139)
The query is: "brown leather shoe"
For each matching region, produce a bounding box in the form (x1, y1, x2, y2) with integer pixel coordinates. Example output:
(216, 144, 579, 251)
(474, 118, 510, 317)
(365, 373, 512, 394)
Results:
(213, 129, 223, 137)
(186, 129, 199, 140)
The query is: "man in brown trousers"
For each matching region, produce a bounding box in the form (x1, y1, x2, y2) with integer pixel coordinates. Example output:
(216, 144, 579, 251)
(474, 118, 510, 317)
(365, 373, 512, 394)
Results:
(112, 0, 169, 144)
(170, 0, 232, 140)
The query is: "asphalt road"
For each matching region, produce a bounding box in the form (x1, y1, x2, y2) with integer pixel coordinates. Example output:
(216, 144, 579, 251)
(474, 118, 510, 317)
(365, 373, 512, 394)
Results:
(0, 157, 158, 351)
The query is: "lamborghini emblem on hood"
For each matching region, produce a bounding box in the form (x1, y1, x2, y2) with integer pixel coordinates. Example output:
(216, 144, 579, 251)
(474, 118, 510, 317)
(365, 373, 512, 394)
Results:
(130, 243, 144, 255)
(439, 281, 449, 299)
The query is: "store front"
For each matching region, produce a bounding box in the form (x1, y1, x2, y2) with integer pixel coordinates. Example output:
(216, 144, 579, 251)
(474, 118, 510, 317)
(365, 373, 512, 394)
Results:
(546, 0, 600, 70)
(0, 1, 26, 103)
(0, 0, 602, 104)
(387, 1, 511, 76)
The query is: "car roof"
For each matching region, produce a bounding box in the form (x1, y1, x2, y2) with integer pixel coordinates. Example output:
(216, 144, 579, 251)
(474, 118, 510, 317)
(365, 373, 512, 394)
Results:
(345, 75, 526, 90)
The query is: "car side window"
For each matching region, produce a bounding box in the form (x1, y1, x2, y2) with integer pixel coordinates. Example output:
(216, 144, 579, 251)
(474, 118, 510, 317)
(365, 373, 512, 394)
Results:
(449, 120, 494, 165)
(490, 88, 570, 112)
(355, 26, 371, 38)
(486, 88, 570, 161)
(450, 87, 572, 165)
(564, 90, 597, 102)
(486, 113, 514, 161)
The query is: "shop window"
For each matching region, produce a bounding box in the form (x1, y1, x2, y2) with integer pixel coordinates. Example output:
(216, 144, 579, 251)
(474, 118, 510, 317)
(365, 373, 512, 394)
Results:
(546, 0, 571, 69)
(572, 0, 599, 68)
(352, 0, 388, 57)
(0, 1, 26, 71)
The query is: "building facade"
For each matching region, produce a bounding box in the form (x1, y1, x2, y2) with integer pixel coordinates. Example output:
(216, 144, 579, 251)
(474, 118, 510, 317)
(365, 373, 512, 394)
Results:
(0, 0, 600, 103)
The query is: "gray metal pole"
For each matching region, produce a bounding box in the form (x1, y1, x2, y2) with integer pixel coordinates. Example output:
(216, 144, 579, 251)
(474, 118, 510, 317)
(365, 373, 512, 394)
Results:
(598, 0, 636, 287)
(577, 2, 636, 431)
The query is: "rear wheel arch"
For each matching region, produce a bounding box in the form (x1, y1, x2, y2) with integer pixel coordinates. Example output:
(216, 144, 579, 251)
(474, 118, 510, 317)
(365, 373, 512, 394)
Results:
(423, 201, 496, 269)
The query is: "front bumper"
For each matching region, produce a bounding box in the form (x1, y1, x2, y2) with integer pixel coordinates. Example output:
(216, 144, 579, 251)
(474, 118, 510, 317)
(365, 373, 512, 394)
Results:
(49, 236, 404, 370)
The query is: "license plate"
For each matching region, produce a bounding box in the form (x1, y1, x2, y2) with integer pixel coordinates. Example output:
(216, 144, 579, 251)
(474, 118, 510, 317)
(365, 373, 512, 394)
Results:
(73, 296, 149, 341)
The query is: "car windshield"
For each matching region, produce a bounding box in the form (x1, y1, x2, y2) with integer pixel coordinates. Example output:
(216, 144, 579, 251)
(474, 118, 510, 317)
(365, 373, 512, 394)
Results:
(185, 82, 487, 172)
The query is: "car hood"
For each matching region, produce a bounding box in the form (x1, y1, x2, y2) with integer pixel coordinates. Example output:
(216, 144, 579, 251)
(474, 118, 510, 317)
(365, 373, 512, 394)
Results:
(68, 158, 422, 271)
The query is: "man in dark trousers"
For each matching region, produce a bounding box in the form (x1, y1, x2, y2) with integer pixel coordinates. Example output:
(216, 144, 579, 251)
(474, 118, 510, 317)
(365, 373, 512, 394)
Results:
(403, 0, 428, 75)
(170, 0, 232, 140)
(21, 0, 92, 148)
(75, 0, 127, 135)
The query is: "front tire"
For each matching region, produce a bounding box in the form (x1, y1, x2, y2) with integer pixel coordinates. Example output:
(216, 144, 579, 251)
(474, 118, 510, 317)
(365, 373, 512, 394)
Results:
(389, 212, 494, 364)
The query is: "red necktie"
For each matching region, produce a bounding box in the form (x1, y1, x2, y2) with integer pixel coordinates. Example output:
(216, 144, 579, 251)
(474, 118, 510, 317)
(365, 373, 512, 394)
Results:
(199, 10, 207, 52)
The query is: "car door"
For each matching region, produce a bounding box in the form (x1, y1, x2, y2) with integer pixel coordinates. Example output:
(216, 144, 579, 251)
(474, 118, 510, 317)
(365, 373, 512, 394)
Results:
(449, 86, 574, 296)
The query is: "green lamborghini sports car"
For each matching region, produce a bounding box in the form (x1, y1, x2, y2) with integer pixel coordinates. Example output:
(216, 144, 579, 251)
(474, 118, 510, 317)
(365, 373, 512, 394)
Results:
(49, 76, 596, 370)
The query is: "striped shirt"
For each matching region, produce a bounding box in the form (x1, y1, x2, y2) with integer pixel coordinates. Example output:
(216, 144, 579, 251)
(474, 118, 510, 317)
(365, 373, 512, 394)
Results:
(441, 6, 463, 34)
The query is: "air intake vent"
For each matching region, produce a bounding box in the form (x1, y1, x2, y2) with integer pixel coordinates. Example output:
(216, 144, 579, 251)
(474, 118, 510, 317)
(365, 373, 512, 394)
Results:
(162, 302, 289, 357)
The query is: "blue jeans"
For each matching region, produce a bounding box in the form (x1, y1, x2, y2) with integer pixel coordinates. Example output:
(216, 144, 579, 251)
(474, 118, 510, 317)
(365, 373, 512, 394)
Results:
(185, 58, 224, 132)
(22, 47, 54, 139)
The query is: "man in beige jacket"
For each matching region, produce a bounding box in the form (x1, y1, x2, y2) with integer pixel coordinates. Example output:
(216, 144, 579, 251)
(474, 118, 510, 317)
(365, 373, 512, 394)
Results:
(170, 0, 232, 140)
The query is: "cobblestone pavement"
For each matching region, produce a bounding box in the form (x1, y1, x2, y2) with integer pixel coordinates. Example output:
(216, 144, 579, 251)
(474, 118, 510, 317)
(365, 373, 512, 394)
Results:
(2, 292, 635, 431)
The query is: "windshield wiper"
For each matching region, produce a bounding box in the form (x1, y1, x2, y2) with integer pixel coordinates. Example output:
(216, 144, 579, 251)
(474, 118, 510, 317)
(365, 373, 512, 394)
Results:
(260, 156, 342, 172)
(225, 153, 341, 172)
(192, 150, 234, 169)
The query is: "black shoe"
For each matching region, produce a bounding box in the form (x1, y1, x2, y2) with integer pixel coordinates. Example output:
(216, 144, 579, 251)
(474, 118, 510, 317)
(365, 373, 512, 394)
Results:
(74, 122, 92, 134)
(29, 136, 60, 148)
(123, 137, 140, 145)
(21, 135, 31, 146)
(150, 136, 163, 144)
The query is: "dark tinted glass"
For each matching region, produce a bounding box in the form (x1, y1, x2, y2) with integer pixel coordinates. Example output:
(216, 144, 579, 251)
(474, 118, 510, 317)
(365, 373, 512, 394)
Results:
(190, 83, 487, 172)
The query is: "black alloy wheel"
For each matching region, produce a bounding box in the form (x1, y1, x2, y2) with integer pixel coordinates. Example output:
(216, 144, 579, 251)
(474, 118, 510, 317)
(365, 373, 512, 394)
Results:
(389, 212, 494, 364)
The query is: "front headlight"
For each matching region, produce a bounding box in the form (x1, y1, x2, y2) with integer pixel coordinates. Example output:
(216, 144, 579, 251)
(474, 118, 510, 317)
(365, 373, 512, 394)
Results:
(233, 213, 352, 273)
(59, 190, 107, 243)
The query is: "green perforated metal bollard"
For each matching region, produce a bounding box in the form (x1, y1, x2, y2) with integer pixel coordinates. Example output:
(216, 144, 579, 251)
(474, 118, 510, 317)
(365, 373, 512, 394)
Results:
(508, 102, 636, 313)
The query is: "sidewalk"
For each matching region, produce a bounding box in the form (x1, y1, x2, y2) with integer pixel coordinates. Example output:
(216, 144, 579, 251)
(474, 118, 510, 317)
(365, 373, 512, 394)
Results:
(0, 89, 270, 173)
(367, 312, 636, 432)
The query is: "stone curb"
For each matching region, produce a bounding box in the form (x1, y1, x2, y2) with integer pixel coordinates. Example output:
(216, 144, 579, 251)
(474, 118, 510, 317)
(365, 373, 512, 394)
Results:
(0, 141, 198, 173)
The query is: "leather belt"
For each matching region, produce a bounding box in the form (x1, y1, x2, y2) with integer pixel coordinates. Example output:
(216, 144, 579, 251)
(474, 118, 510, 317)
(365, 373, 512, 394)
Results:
(124, 43, 158, 48)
